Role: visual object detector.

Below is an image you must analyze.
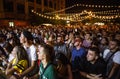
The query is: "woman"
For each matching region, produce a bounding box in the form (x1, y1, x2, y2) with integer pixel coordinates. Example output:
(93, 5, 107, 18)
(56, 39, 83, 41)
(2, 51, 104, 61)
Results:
(5, 46, 28, 79)
(38, 43, 57, 79)
(55, 53, 73, 79)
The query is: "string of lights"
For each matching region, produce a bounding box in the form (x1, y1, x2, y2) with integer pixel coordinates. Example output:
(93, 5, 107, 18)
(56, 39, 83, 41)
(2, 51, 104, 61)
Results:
(45, 3, 120, 14)
(31, 10, 120, 22)
(59, 11, 119, 16)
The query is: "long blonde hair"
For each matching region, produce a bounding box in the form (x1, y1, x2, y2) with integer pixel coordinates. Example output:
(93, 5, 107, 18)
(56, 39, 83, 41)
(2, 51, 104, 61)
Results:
(15, 46, 28, 61)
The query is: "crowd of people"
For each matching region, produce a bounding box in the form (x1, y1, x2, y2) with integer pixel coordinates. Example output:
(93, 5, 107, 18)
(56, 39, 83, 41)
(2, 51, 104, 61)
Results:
(0, 24, 120, 79)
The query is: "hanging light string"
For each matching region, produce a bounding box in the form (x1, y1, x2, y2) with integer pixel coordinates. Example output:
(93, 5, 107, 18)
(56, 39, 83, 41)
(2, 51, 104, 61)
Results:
(46, 9, 120, 16)
(31, 9, 120, 22)
(45, 3, 120, 14)
(31, 3, 120, 22)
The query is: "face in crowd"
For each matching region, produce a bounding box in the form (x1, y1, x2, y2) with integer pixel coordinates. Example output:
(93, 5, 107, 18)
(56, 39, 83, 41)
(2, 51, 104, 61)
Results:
(37, 45, 45, 61)
(57, 36, 63, 43)
(86, 47, 99, 63)
(85, 33, 91, 40)
(109, 40, 118, 51)
(20, 32, 26, 44)
(74, 38, 82, 47)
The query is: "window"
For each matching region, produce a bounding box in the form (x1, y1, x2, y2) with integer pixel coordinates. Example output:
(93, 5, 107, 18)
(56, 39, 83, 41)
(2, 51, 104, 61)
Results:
(29, 6, 34, 14)
(54, 3, 56, 9)
(49, 1, 52, 8)
(44, 0, 48, 6)
(36, 8, 41, 13)
(17, 4, 25, 14)
(36, 0, 41, 4)
(28, 0, 34, 2)
(3, 1, 13, 12)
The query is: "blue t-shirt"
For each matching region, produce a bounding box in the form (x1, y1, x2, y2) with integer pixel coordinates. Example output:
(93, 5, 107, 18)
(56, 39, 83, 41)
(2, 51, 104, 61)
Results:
(71, 47, 86, 61)
(71, 47, 86, 70)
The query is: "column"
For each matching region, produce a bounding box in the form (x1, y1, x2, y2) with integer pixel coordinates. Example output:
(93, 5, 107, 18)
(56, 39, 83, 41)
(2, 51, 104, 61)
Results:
(56, 0, 59, 10)
(41, 0, 44, 12)
(0, 0, 4, 18)
(34, 0, 37, 11)
(13, 0, 17, 19)
(61, 0, 65, 14)
(25, 0, 29, 20)
(48, 0, 49, 8)
(59, 0, 61, 10)
(52, 0, 54, 9)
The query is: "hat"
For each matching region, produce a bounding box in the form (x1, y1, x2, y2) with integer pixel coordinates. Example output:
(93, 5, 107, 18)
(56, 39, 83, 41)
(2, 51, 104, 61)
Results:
(23, 30, 33, 41)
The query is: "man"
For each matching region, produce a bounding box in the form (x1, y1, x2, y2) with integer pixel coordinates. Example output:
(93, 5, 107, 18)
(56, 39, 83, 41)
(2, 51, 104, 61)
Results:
(115, 31, 120, 41)
(115, 31, 120, 48)
(103, 39, 120, 79)
(38, 44, 57, 79)
(71, 37, 86, 71)
(19, 30, 38, 78)
(79, 47, 106, 79)
(54, 35, 71, 60)
(82, 32, 92, 49)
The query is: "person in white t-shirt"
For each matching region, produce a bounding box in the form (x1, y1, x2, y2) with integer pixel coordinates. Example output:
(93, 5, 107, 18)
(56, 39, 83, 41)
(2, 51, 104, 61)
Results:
(19, 30, 37, 78)
(103, 39, 120, 79)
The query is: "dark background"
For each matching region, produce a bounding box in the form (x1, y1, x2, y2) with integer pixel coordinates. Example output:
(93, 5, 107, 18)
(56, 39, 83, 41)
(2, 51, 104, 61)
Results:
(66, 0, 120, 13)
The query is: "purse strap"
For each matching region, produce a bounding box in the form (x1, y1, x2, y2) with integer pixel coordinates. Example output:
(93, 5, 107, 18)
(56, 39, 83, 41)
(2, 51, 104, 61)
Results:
(106, 49, 118, 63)
(41, 63, 52, 79)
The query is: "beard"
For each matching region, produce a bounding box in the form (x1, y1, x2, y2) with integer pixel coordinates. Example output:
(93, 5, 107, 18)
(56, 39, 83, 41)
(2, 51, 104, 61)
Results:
(55, 42, 64, 46)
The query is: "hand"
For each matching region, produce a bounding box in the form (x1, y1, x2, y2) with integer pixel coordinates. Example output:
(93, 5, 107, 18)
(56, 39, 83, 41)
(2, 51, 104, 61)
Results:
(12, 74, 21, 79)
(89, 74, 103, 79)
(90, 74, 102, 77)
(16, 74, 23, 79)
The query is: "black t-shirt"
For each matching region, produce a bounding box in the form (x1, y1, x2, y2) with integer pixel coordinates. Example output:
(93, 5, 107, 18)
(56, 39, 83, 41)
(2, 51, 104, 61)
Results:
(78, 57, 107, 77)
